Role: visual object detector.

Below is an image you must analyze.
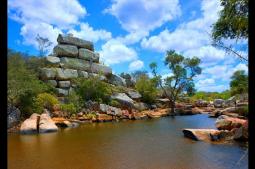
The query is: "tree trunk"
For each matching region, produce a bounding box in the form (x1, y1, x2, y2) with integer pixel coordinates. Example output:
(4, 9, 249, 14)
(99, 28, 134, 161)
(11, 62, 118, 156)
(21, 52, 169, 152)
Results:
(170, 100, 175, 115)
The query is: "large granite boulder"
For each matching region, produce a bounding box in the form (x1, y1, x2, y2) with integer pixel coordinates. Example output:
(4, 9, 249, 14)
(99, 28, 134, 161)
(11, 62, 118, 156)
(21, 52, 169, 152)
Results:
(60, 57, 112, 75)
(79, 48, 99, 62)
(215, 115, 247, 130)
(55, 68, 78, 80)
(57, 34, 94, 51)
(45, 56, 60, 66)
(111, 93, 134, 108)
(134, 102, 150, 111)
(8, 105, 21, 129)
(53, 44, 78, 57)
(233, 121, 248, 141)
(39, 113, 58, 133)
(107, 74, 126, 86)
(214, 99, 225, 108)
(99, 104, 122, 116)
(183, 129, 219, 141)
(127, 90, 141, 100)
(40, 68, 57, 80)
(20, 113, 40, 134)
(58, 81, 71, 88)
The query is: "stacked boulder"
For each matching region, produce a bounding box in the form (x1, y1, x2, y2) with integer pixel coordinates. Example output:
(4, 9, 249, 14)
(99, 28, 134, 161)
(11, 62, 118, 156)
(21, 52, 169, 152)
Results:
(40, 34, 112, 96)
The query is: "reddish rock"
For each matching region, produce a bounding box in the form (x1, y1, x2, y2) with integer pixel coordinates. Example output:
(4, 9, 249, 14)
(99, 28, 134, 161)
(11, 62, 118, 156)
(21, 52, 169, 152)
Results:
(215, 115, 247, 130)
(96, 114, 113, 122)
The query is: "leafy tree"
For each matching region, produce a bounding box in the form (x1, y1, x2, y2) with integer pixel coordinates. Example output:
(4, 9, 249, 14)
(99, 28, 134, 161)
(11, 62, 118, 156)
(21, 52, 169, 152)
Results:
(230, 70, 248, 95)
(8, 49, 55, 117)
(135, 75, 158, 104)
(150, 50, 201, 114)
(211, 0, 248, 62)
(35, 34, 53, 57)
(131, 70, 148, 81)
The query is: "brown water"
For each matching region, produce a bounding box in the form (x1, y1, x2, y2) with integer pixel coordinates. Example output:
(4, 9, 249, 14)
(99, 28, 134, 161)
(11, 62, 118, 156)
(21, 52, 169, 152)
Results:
(8, 114, 248, 169)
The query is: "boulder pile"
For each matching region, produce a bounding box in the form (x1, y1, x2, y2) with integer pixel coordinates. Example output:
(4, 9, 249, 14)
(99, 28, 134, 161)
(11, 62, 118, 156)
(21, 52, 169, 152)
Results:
(39, 34, 112, 96)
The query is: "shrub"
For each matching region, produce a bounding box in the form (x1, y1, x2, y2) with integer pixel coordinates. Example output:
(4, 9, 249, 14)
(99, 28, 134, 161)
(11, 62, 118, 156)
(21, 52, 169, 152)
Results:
(135, 75, 158, 104)
(33, 93, 59, 113)
(67, 91, 83, 112)
(60, 103, 77, 115)
(74, 76, 112, 104)
(234, 105, 248, 117)
(8, 49, 55, 117)
(109, 99, 121, 108)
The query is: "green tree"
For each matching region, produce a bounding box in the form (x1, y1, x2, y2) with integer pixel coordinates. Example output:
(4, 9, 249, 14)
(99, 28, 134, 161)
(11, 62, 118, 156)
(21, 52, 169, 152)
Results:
(230, 70, 248, 95)
(8, 49, 54, 117)
(150, 50, 201, 114)
(211, 0, 248, 62)
(135, 75, 158, 104)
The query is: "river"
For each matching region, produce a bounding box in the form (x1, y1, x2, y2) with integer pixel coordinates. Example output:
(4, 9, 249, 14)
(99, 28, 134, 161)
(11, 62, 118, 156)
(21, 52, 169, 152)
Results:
(8, 114, 248, 169)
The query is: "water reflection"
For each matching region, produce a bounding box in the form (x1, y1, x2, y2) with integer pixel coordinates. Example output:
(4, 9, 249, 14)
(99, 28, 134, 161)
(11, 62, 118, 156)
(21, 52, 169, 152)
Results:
(8, 114, 248, 169)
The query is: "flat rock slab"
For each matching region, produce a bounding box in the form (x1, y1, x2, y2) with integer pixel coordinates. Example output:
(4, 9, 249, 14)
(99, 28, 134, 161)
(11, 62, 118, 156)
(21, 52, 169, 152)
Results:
(57, 34, 94, 51)
(54, 44, 78, 57)
(78, 48, 99, 62)
(182, 129, 219, 141)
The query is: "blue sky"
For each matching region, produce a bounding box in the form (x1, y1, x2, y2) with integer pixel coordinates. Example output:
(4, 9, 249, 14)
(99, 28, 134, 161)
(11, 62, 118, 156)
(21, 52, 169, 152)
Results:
(8, 0, 248, 92)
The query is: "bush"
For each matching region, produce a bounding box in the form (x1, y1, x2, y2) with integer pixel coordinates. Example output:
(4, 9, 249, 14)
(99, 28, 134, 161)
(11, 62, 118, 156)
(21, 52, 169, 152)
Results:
(60, 103, 77, 115)
(109, 99, 121, 108)
(8, 49, 55, 117)
(135, 75, 157, 104)
(67, 91, 83, 112)
(74, 76, 112, 104)
(33, 93, 59, 113)
(234, 105, 248, 117)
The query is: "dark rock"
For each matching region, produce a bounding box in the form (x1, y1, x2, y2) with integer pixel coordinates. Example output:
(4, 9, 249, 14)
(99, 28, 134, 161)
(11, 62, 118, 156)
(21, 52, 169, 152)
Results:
(8, 105, 21, 129)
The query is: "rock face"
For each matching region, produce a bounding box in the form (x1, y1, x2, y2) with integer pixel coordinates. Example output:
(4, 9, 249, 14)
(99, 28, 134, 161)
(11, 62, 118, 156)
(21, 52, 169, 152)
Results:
(107, 74, 126, 86)
(215, 115, 247, 130)
(20, 113, 40, 134)
(99, 104, 122, 116)
(53, 44, 78, 57)
(127, 90, 141, 100)
(183, 129, 219, 141)
(134, 102, 150, 111)
(8, 105, 21, 129)
(214, 99, 225, 108)
(57, 34, 94, 51)
(39, 113, 58, 133)
(39, 34, 112, 96)
(111, 93, 134, 108)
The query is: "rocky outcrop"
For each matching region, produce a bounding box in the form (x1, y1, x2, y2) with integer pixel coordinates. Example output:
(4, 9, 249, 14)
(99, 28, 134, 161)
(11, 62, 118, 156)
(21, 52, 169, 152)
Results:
(57, 34, 94, 51)
(39, 113, 58, 133)
(107, 74, 126, 86)
(8, 105, 21, 129)
(127, 90, 141, 100)
(146, 109, 170, 118)
(183, 129, 220, 141)
(39, 34, 112, 96)
(215, 115, 247, 130)
(99, 104, 122, 116)
(111, 93, 135, 108)
(20, 113, 40, 134)
(233, 121, 248, 141)
(134, 102, 150, 111)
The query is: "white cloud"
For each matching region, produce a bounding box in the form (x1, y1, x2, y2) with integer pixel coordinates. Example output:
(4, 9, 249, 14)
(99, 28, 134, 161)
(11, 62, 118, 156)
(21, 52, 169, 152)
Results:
(68, 23, 112, 43)
(99, 39, 137, 65)
(128, 60, 144, 71)
(105, 0, 181, 33)
(8, 0, 86, 29)
(8, 0, 112, 54)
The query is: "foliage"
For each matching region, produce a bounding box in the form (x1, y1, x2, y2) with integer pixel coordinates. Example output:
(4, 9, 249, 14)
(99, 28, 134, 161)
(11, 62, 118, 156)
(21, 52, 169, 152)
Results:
(234, 105, 248, 117)
(8, 49, 55, 116)
(74, 76, 113, 104)
(67, 91, 83, 112)
(33, 93, 59, 113)
(135, 75, 158, 104)
(230, 70, 248, 96)
(109, 99, 121, 108)
(150, 50, 201, 112)
(131, 70, 148, 81)
(190, 90, 231, 102)
(212, 0, 248, 41)
(25, 56, 48, 76)
(60, 103, 77, 115)
(211, 0, 248, 62)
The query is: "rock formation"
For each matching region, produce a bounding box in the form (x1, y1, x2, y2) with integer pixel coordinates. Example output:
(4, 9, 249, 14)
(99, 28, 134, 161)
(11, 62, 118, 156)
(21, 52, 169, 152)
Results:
(39, 34, 113, 96)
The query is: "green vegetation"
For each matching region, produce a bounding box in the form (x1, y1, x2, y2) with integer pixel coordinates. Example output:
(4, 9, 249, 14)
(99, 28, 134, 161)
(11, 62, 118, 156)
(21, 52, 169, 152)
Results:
(135, 74, 158, 104)
(74, 76, 113, 104)
(150, 50, 201, 113)
(190, 90, 231, 102)
(60, 103, 77, 115)
(8, 49, 55, 117)
(230, 70, 248, 96)
(211, 0, 248, 62)
(33, 93, 59, 113)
